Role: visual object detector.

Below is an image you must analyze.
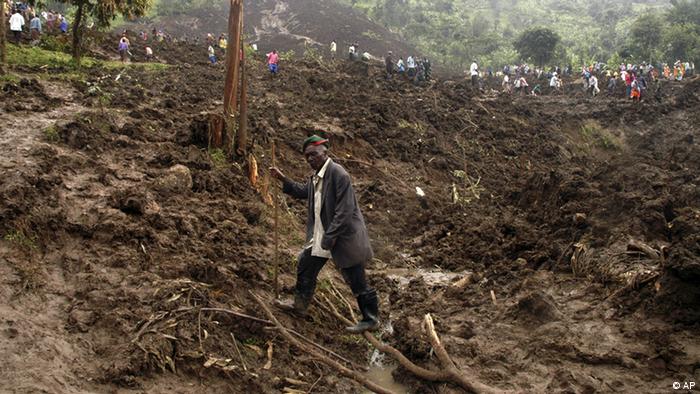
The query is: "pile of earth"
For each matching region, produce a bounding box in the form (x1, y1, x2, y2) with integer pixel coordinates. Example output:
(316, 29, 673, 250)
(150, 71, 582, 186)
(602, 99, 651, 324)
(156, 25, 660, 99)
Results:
(1, 35, 699, 393)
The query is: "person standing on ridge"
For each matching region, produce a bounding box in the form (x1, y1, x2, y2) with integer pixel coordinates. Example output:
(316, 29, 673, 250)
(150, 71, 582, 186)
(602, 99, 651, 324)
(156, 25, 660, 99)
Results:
(470, 60, 479, 87)
(589, 74, 600, 97)
(46, 10, 56, 32)
(208, 45, 217, 64)
(406, 55, 416, 79)
(385, 51, 394, 79)
(502, 73, 512, 94)
(118, 34, 130, 63)
(218, 34, 227, 53)
(9, 8, 25, 45)
(29, 13, 41, 43)
(607, 73, 618, 95)
(270, 135, 380, 334)
(59, 15, 68, 34)
(624, 71, 633, 98)
(330, 40, 337, 60)
(267, 49, 279, 75)
(549, 72, 561, 92)
(396, 57, 405, 77)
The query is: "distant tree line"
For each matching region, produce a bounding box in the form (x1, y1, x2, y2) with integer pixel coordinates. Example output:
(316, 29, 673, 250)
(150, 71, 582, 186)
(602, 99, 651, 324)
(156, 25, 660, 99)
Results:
(338, 0, 699, 69)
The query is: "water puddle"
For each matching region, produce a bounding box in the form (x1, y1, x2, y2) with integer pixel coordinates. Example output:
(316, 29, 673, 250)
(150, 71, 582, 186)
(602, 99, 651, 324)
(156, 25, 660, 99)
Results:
(364, 363, 408, 393)
(362, 320, 410, 393)
(359, 269, 470, 392)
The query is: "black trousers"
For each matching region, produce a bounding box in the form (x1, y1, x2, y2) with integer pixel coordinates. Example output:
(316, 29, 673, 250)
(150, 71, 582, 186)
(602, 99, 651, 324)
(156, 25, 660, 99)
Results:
(296, 247, 371, 300)
(13, 30, 22, 44)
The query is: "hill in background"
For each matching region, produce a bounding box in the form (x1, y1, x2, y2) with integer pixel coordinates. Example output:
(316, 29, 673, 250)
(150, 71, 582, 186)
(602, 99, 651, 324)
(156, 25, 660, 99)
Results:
(134, 0, 420, 60)
(340, 0, 671, 67)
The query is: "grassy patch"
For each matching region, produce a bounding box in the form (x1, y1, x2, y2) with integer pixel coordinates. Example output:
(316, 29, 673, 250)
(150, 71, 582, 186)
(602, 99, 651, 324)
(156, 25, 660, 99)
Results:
(4, 229, 43, 292)
(43, 125, 60, 142)
(7, 44, 169, 72)
(317, 278, 332, 291)
(361, 30, 382, 40)
(242, 337, 262, 347)
(279, 50, 295, 62)
(580, 121, 620, 151)
(4, 229, 38, 250)
(209, 148, 227, 168)
(397, 119, 426, 132)
(338, 334, 366, 346)
(0, 73, 21, 84)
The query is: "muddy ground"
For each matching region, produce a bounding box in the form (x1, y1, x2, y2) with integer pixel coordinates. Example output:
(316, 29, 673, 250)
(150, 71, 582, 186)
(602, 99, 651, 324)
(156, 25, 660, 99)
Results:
(1, 36, 699, 393)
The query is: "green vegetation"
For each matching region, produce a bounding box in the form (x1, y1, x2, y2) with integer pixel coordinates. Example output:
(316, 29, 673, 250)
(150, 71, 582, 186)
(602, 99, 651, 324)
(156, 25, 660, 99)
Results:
(7, 44, 168, 71)
(361, 30, 382, 40)
(0, 73, 21, 83)
(397, 119, 425, 132)
(43, 125, 60, 142)
(580, 122, 620, 151)
(4, 229, 38, 250)
(242, 337, 262, 346)
(340, 0, 698, 68)
(514, 28, 560, 68)
(54, 0, 152, 64)
(303, 45, 323, 62)
(209, 148, 227, 167)
(317, 278, 332, 291)
(279, 50, 296, 62)
(38, 35, 72, 53)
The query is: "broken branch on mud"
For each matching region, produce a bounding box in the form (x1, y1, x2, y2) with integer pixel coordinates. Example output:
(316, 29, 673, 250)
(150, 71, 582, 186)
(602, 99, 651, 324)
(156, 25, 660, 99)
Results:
(202, 307, 365, 370)
(252, 292, 397, 394)
(321, 288, 504, 394)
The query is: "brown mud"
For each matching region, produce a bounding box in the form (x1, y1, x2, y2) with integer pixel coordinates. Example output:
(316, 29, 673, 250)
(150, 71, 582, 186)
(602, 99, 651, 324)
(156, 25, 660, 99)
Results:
(1, 36, 699, 393)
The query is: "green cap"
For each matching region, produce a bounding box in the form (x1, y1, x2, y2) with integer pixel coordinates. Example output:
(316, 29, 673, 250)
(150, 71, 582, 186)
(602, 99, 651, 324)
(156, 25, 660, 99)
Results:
(303, 135, 329, 150)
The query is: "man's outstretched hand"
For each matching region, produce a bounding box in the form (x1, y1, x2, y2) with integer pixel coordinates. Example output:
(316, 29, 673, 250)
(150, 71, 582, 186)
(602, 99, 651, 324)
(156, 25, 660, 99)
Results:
(269, 167, 285, 181)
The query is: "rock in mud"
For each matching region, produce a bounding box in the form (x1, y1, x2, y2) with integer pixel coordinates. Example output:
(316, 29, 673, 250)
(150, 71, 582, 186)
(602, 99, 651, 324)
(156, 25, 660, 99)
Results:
(152, 164, 192, 194)
(508, 291, 563, 326)
(111, 189, 160, 216)
(68, 309, 98, 333)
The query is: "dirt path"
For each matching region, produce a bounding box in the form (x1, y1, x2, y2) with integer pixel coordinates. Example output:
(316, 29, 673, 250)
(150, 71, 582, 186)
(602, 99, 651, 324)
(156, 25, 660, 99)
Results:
(0, 79, 96, 393)
(0, 81, 83, 170)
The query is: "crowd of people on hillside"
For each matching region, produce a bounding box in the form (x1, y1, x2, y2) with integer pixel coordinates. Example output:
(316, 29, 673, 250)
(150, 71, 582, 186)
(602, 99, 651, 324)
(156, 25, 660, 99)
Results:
(4, 0, 70, 45)
(467, 58, 695, 101)
(325, 39, 433, 83)
(116, 27, 178, 63)
(5, 0, 696, 100)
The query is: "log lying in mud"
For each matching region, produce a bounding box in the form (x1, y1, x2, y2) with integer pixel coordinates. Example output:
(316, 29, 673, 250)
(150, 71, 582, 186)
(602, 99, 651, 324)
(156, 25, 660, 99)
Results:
(317, 290, 504, 394)
(252, 293, 397, 394)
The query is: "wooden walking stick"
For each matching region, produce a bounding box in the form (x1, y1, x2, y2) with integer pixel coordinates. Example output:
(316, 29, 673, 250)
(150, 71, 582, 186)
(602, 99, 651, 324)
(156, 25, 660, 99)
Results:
(272, 141, 280, 298)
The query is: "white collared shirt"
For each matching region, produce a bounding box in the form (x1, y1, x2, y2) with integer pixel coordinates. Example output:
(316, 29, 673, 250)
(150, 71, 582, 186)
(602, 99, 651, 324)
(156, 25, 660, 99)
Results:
(306, 158, 332, 258)
(10, 13, 25, 31)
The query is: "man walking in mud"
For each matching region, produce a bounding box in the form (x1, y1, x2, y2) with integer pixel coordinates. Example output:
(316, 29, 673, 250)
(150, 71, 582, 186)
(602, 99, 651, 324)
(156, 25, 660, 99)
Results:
(266, 49, 279, 76)
(270, 135, 380, 334)
(385, 51, 394, 79)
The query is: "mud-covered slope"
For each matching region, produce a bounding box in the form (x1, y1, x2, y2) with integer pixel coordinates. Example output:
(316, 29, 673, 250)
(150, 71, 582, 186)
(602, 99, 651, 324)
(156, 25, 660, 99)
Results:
(128, 0, 420, 59)
(1, 37, 699, 393)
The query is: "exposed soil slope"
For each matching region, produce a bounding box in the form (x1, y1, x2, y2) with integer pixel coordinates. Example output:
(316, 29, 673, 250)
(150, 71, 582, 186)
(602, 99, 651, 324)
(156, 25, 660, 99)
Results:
(127, 0, 419, 60)
(1, 38, 699, 393)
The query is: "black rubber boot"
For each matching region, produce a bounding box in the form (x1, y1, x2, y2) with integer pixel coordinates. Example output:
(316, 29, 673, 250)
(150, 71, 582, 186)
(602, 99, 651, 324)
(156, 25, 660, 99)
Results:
(274, 293, 310, 316)
(346, 289, 380, 333)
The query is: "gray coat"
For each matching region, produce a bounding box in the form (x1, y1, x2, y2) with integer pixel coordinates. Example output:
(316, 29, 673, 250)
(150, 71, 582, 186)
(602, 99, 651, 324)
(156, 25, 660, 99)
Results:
(282, 160, 373, 268)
